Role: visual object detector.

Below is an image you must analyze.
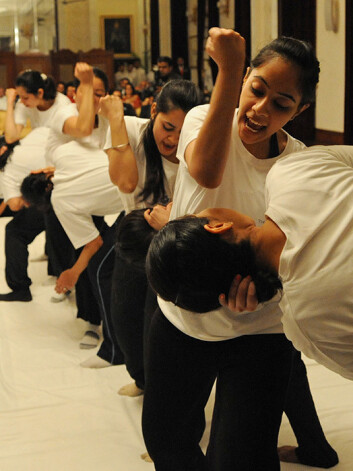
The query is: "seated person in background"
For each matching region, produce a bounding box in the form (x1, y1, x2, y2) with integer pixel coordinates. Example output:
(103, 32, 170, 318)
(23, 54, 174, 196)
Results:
(175, 57, 191, 80)
(133, 59, 147, 87)
(153, 56, 181, 92)
(139, 94, 154, 119)
(114, 63, 126, 89)
(64, 81, 76, 102)
(56, 81, 66, 94)
(122, 82, 141, 111)
(111, 89, 136, 116)
(146, 145, 353, 381)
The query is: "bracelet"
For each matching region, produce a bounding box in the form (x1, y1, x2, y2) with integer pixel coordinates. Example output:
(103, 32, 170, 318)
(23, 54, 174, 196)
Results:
(110, 142, 130, 150)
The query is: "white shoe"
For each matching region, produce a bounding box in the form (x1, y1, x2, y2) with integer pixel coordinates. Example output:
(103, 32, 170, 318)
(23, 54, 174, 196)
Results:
(50, 290, 70, 303)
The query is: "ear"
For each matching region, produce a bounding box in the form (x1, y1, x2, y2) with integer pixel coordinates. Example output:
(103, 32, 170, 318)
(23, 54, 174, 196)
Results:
(291, 103, 310, 121)
(242, 67, 251, 85)
(204, 221, 233, 234)
(150, 101, 157, 119)
(37, 88, 44, 99)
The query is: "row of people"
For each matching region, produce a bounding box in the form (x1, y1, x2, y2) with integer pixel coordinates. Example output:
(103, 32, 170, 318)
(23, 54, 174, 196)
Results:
(0, 28, 341, 470)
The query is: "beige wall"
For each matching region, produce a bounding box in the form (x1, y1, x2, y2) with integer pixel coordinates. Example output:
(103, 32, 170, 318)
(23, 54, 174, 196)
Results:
(316, 0, 345, 133)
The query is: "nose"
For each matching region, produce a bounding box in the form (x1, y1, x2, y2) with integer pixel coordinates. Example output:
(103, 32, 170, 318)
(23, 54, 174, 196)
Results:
(252, 98, 269, 116)
(167, 133, 179, 146)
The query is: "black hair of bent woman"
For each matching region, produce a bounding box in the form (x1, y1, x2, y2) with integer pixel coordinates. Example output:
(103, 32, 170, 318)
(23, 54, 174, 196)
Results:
(20, 172, 53, 213)
(0, 137, 20, 171)
(73, 67, 110, 93)
(139, 79, 202, 206)
(15, 70, 57, 101)
(252, 36, 320, 105)
(115, 208, 157, 272)
(146, 216, 282, 313)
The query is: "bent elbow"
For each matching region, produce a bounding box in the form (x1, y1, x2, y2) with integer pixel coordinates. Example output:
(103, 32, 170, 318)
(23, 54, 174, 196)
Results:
(109, 170, 137, 193)
(190, 171, 222, 189)
(118, 181, 137, 193)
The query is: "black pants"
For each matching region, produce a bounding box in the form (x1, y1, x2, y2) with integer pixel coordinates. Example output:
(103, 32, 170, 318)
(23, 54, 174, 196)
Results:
(45, 207, 75, 278)
(5, 206, 75, 292)
(142, 309, 292, 471)
(83, 214, 125, 365)
(110, 251, 152, 388)
(5, 206, 45, 292)
(284, 349, 338, 467)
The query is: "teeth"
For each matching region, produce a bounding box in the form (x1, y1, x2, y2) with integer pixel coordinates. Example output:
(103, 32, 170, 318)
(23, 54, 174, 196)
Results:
(245, 116, 265, 132)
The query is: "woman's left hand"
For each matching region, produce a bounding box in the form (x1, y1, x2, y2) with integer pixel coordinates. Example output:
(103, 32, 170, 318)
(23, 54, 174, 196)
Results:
(56, 269, 79, 293)
(219, 275, 258, 312)
(144, 202, 172, 231)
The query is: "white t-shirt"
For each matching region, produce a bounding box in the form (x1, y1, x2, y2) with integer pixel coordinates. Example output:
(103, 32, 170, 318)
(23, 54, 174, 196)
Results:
(159, 104, 306, 341)
(13, 92, 70, 128)
(265, 145, 353, 380)
(104, 116, 179, 213)
(51, 140, 123, 249)
(1, 127, 49, 201)
(46, 103, 109, 165)
(0, 95, 7, 111)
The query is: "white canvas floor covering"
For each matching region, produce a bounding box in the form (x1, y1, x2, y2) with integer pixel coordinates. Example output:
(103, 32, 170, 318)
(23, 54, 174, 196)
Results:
(0, 215, 352, 471)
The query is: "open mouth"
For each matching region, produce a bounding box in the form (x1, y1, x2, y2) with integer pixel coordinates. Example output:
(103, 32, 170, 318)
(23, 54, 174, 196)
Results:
(245, 116, 266, 133)
(162, 142, 175, 151)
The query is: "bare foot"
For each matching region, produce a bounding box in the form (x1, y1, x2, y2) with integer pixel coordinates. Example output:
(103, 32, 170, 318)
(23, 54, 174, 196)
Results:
(278, 446, 300, 463)
(141, 451, 153, 462)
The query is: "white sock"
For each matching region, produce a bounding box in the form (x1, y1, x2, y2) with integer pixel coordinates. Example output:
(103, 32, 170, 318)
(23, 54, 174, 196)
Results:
(80, 355, 111, 368)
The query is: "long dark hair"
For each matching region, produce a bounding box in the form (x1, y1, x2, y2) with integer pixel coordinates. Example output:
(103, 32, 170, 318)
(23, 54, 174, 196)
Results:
(16, 70, 56, 100)
(0, 137, 20, 171)
(139, 79, 201, 205)
(251, 36, 320, 105)
(146, 216, 282, 313)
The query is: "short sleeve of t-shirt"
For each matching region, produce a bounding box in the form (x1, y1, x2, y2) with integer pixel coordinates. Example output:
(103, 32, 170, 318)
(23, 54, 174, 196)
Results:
(14, 102, 29, 127)
(50, 103, 78, 134)
(176, 104, 210, 165)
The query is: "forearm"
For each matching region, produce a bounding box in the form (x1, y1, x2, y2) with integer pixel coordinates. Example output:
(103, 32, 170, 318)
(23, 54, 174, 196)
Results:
(4, 106, 22, 143)
(63, 84, 95, 137)
(107, 116, 138, 193)
(72, 236, 103, 277)
(188, 66, 243, 188)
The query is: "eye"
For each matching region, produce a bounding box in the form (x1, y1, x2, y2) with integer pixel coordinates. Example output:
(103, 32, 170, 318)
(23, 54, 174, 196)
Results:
(163, 125, 174, 132)
(274, 101, 290, 111)
(250, 85, 263, 97)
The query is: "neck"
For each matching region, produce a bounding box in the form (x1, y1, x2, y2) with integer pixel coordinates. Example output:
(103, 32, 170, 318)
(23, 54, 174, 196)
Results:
(250, 219, 286, 273)
(37, 99, 54, 111)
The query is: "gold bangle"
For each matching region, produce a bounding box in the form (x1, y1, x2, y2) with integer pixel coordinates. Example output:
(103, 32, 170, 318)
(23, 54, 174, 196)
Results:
(110, 143, 130, 150)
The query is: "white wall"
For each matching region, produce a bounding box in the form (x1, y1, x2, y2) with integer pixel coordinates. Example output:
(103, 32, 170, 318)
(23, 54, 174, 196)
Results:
(250, 0, 278, 57)
(316, 0, 345, 133)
